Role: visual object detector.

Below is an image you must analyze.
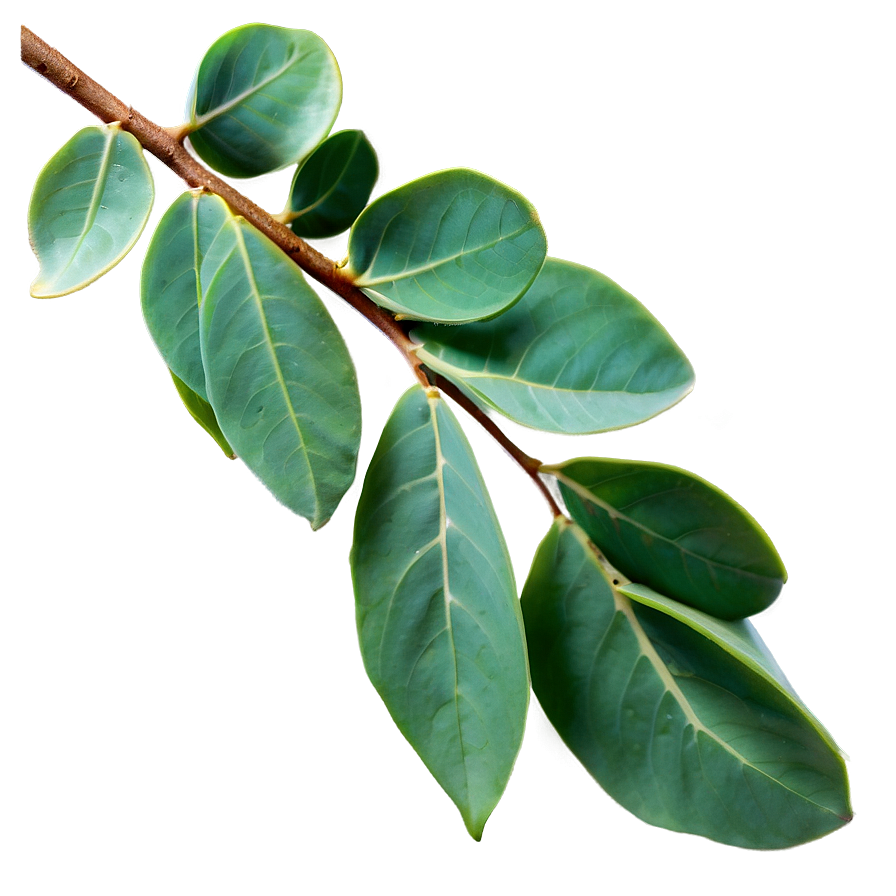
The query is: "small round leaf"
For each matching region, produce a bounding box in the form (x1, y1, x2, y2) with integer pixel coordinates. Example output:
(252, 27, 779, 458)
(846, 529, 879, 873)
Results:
(344, 169, 547, 323)
(186, 24, 342, 178)
(286, 130, 378, 238)
(29, 124, 153, 298)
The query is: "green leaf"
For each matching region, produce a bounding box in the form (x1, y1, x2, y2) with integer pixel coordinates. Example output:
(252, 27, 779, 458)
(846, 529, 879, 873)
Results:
(141, 192, 232, 401)
(186, 24, 342, 178)
(199, 211, 361, 529)
(413, 258, 695, 433)
(344, 169, 547, 323)
(520, 518, 851, 849)
(350, 386, 529, 839)
(285, 130, 378, 238)
(169, 370, 235, 458)
(547, 457, 787, 619)
(29, 124, 153, 298)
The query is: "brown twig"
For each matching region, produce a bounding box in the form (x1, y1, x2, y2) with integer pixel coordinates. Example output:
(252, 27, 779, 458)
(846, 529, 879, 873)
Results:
(20, 24, 562, 517)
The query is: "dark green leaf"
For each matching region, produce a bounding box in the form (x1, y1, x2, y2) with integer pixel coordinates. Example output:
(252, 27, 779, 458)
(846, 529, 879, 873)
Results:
(521, 518, 851, 849)
(29, 124, 153, 298)
(547, 457, 787, 619)
(413, 258, 695, 433)
(344, 169, 547, 323)
(141, 192, 231, 400)
(169, 370, 235, 458)
(199, 211, 360, 529)
(285, 130, 378, 238)
(186, 24, 342, 178)
(350, 386, 529, 839)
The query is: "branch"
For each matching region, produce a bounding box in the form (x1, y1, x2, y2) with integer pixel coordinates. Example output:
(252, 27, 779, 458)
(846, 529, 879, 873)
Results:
(20, 25, 563, 518)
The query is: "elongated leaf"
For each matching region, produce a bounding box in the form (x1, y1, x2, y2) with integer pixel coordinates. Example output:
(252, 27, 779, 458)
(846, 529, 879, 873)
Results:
(413, 258, 694, 433)
(29, 124, 153, 298)
(521, 518, 851, 849)
(199, 212, 360, 528)
(169, 370, 235, 458)
(285, 130, 378, 238)
(141, 192, 231, 400)
(186, 24, 342, 178)
(344, 169, 547, 323)
(547, 457, 786, 619)
(350, 386, 529, 839)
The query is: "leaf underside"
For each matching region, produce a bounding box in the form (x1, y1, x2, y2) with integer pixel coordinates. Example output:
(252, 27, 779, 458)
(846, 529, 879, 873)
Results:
(287, 129, 378, 238)
(345, 168, 547, 323)
(169, 370, 235, 458)
(413, 258, 694, 433)
(29, 124, 153, 298)
(548, 457, 787, 619)
(187, 24, 342, 178)
(199, 211, 361, 528)
(520, 519, 851, 849)
(351, 386, 529, 839)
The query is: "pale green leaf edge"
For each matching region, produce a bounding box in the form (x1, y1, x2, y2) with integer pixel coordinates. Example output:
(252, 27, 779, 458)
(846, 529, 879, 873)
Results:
(29, 124, 154, 298)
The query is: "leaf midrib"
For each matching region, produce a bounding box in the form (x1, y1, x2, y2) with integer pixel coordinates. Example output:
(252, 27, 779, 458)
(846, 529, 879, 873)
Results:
(427, 395, 470, 805)
(354, 219, 537, 287)
(51, 127, 115, 285)
(568, 523, 843, 818)
(555, 472, 777, 583)
(192, 48, 305, 128)
(232, 221, 320, 522)
(417, 347, 692, 399)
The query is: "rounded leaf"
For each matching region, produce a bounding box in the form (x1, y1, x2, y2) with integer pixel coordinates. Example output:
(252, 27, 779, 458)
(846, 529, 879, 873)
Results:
(547, 457, 787, 619)
(286, 130, 378, 238)
(414, 258, 695, 433)
(344, 169, 547, 323)
(29, 124, 153, 298)
(186, 24, 342, 178)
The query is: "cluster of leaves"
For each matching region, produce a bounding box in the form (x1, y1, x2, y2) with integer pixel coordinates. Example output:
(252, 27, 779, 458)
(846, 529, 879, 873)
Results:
(26, 24, 851, 847)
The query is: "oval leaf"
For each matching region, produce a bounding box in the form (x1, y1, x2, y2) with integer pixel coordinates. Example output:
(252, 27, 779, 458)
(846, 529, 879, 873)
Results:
(29, 124, 153, 298)
(547, 457, 787, 619)
(285, 130, 378, 238)
(350, 386, 529, 839)
(344, 169, 547, 323)
(520, 518, 851, 849)
(169, 370, 235, 458)
(186, 24, 342, 178)
(413, 258, 695, 433)
(199, 212, 361, 529)
(141, 192, 232, 400)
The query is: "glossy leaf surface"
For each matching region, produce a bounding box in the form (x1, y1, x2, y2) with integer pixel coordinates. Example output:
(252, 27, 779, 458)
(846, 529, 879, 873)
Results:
(170, 370, 235, 458)
(351, 386, 529, 839)
(186, 24, 342, 178)
(521, 518, 851, 849)
(199, 212, 360, 528)
(141, 192, 231, 400)
(29, 124, 153, 298)
(286, 130, 378, 238)
(413, 258, 695, 433)
(548, 457, 787, 619)
(344, 169, 547, 323)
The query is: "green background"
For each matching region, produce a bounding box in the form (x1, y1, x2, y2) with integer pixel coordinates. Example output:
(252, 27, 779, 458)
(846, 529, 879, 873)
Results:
(7, 1, 889, 893)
